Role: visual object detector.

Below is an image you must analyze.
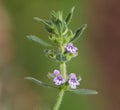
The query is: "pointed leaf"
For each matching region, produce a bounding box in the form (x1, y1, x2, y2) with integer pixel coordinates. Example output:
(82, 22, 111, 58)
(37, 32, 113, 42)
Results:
(25, 77, 56, 89)
(65, 6, 75, 25)
(34, 17, 54, 33)
(67, 89, 98, 95)
(34, 17, 51, 27)
(26, 35, 52, 47)
(71, 24, 87, 42)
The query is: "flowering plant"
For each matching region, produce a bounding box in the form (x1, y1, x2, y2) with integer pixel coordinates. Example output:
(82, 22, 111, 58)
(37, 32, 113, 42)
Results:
(25, 7, 98, 110)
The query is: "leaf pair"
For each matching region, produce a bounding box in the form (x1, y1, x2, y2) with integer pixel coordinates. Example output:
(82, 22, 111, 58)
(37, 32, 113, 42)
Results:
(25, 77, 98, 95)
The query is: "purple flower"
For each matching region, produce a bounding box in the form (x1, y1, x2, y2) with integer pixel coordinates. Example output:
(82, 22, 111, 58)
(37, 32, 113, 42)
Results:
(65, 43, 78, 54)
(52, 70, 65, 86)
(53, 75, 65, 85)
(53, 70, 60, 76)
(68, 73, 80, 89)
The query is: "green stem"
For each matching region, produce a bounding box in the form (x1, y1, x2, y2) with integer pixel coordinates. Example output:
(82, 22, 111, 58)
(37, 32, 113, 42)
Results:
(60, 62, 66, 80)
(59, 41, 66, 79)
(53, 89, 64, 110)
(52, 39, 67, 110)
(52, 62, 66, 110)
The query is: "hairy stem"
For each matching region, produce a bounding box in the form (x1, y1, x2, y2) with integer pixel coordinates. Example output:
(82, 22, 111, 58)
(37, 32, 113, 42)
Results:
(53, 89, 64, 110)
(59, 38, 66, 79)
(52, 62, 66, 110)
(60, 62, 66, 80)
(52, 43, 66, 110)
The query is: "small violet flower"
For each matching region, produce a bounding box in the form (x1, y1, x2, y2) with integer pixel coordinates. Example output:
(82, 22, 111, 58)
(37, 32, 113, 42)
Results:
(53, 70, 65, 86)
(53, 70, 60, 76)
(65, 43, 78, 54)
(68, 73, 80, 89)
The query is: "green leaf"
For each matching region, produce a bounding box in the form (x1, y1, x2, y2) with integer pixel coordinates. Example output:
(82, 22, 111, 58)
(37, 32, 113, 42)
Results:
(51, 11, 63, 22)
(67, 89, 98, 95)
(71, 24, 87, 42)
(34, 17, 51, 27)
(26, 35, 52, 47)
(34, 17, 54, 33)
(65, 6, 75, 25)
(25, 77, 56, 89)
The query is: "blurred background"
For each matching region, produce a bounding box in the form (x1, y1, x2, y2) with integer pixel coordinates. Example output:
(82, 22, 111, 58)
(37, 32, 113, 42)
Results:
(0, 0, 120, 110)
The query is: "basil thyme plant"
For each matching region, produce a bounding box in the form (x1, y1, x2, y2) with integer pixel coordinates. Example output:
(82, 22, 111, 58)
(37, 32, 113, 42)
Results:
(25, 7, 98, 110)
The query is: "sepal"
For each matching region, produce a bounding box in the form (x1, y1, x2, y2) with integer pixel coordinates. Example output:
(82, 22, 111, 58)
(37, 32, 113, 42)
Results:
(56, 54, 67, 62)
(44, 49, 56, 60)
(47, 72, 55, 80)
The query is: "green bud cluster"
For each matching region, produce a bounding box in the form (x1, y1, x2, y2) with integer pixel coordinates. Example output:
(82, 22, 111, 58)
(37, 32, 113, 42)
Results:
(32, 7, 87, 62)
